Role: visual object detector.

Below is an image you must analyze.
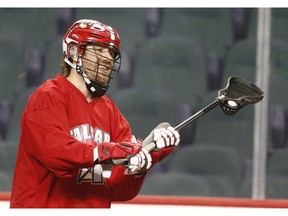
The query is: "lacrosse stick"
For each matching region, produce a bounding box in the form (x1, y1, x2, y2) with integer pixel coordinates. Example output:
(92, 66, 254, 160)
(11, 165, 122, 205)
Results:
(144, 76, 264, 151)
(111, 76, 264, 168)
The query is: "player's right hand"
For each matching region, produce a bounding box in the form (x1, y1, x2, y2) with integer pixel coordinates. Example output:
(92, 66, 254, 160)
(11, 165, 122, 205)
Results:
(95, 142, 152, 176)
(95, 142, 142, 165)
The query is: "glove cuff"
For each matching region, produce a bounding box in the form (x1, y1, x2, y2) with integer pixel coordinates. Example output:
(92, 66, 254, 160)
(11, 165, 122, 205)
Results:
(93, 146, 100, 165)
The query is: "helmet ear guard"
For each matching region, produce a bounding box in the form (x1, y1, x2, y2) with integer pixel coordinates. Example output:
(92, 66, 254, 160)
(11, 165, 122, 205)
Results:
(63, 44, 78, 69)
(68, 44, 77, 59)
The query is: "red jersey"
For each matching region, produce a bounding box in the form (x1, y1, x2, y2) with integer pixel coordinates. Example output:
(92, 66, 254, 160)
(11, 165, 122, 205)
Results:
(10, 74, 154, 208)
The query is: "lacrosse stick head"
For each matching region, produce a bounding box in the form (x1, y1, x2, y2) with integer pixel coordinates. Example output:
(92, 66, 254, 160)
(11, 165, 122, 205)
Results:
(217, 77, 264, 116)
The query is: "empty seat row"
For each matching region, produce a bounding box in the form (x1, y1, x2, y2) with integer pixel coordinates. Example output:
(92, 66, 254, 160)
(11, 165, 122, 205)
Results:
(141, 172, 288, 199)
(140, 172, 212, 197)
(141, 144, 288, 199)
(0, 8, 256, 97)
(141, 144, 243, 197)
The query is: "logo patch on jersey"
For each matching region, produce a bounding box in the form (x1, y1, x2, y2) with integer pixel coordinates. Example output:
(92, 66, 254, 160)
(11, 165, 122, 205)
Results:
(101, 145, 110, 156)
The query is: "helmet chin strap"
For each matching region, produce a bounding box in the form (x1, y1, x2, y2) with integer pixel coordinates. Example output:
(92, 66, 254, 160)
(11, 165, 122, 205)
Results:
(75, 60, 108, 98)
(64, 57, 77, 69)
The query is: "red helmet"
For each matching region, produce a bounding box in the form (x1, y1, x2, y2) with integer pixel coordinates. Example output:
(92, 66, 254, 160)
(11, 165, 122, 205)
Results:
(62, 19, 121, 67)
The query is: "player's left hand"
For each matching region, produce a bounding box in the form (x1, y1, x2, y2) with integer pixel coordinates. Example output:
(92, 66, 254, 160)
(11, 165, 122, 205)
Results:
(142, 122, 180, 149)
(153, 125, 180, 148)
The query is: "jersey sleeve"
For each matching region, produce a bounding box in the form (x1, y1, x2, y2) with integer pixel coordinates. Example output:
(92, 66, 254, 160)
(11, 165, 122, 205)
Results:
(22, 91, 95, 178)
(107, 166, 146, 201)
(150, 146, 175, 163)
(106, 147, 175, 201)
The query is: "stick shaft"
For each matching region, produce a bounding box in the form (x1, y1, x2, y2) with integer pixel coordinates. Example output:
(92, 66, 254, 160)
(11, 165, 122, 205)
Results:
(175, 99, 220, 130)
(145, 99, 221, 152)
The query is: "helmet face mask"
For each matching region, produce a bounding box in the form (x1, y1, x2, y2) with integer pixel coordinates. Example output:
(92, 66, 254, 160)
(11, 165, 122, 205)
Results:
(63, 19, 121, 97)
(82, 43, 114, 82)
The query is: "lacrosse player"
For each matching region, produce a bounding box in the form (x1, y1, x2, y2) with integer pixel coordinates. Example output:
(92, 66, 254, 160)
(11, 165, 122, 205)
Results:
(10, 19, 180, 208)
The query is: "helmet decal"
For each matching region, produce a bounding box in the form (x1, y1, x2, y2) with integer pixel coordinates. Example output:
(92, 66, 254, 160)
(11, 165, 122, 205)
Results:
(63, 19, 121, 63)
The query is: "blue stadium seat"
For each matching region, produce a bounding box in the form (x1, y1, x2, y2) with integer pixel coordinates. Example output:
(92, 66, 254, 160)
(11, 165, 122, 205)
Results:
(0, 141, 18, 191)
(0, 8, 58, 50)
(133, 35, 208, 106)
(168, 144, 244, 197)
(0, 171, 12, 191)
(7, 87, 37, 141)
(236, 177, 288, 199)
(267, 149, 288, 178)
(140, 172, 212, 196)
(43, 36, 63, 81)
(161, 8, 234, 60)
(0, 38, 25, 102)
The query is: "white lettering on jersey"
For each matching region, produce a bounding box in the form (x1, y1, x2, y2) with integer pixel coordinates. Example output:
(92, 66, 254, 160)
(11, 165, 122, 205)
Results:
(94, 129, 103, 143)
(70, 124, 110, 143)
(104, 132, 110, 142)
(82, 124, 92, 140)
(72, 127, 82, 141)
